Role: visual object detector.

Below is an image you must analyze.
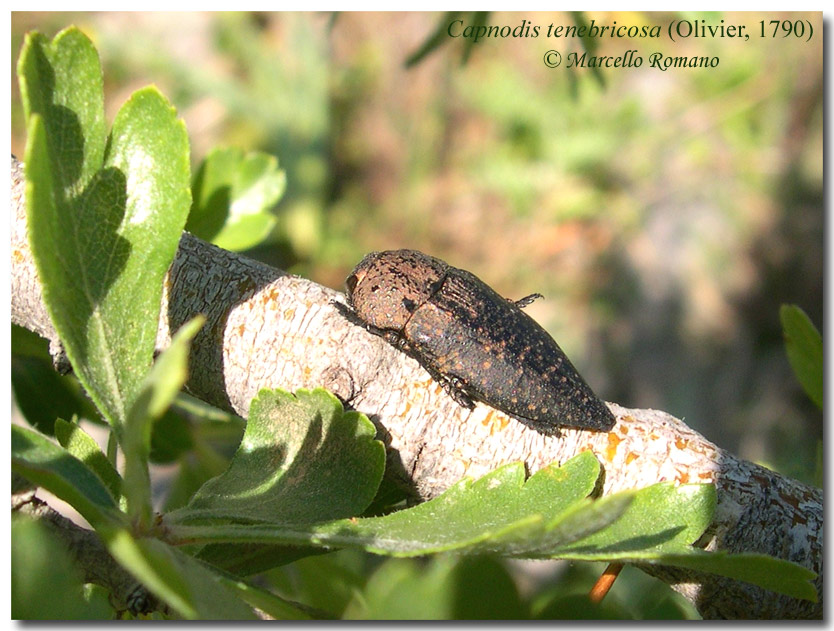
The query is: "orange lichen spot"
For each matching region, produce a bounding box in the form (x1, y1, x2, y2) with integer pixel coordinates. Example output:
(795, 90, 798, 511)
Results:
(12, 248, 24, 263)
(605, 432, 622, 462)
(283, 308, 295, 320)
(675, 437, 688, 450)
(676, 471, 690, 484)
(625, 452, 639, 465)
(698, 471, 714, 480)
(481, 411, 509, 435)
(649, 432, 659, 440)
(620, 424, 628, 434)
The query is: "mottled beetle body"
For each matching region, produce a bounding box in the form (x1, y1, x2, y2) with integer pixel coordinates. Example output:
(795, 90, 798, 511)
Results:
(343, 249, 616, 435)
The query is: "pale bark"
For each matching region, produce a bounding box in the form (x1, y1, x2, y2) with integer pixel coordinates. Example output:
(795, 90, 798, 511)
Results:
(10, 157, 822, 619)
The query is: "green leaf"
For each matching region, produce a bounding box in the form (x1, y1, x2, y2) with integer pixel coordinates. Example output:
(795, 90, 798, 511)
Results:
(780, 304, 822, 409)
(23, 59, 190, 436)
(169, 449, 814, 602)
(17, 28, 106, 197)
(54, 417, 122, 502)
(557, 483, 715, 556)
(103, 530, 257, 620)
(12, 516, 113, 619)
(212, 573, 314, 620)
(310, 452, 607, 556)
(169, 388, 385, 524)
(11, 425, 123, 529)
(345, 555, 526, 620)
(166, 452, 605, 553)
(446, 555, 526, 619)
(344, 557, 457, 620)
(187, 147, 285, 251)
(636, 550, 817, 603)
(266, 550, 366, 617)
(122, 317, 203, 528)
(404, 12, 462, 68)
(11, 351, 100, 435)
(149, 409, 195, 463)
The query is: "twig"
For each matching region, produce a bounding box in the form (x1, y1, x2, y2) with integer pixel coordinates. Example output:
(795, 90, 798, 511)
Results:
(10, 156, 822, 619)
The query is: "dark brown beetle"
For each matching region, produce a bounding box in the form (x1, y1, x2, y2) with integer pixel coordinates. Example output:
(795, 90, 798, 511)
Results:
(340, 249, 615, 435)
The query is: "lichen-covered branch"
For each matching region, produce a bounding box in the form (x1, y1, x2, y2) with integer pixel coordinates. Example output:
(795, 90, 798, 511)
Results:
(10, 157, 822, 619)
(11, 475, 161, 616)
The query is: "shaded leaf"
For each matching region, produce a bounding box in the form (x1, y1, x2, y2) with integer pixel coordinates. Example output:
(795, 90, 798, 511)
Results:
(11, 424, 123, 529)
(344, 557, 457, 620)
(54, 417, 122, 502)
(405, 12, 462, 67)
(17, 27, 106, 197)
(634, 550, 817, 604)
(104, 531, 257, 620)
(12, 352, 99, 435)
(780, 304, 822, 409)
(12, 516, 113, 620)
(170, 388, 385, 524)
(187, 147, 285, 251)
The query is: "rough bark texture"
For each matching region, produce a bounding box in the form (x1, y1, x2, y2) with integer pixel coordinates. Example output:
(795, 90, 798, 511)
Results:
(10, 157, 822, 619)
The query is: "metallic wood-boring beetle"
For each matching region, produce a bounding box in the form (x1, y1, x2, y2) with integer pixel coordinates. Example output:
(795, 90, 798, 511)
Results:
(340, 249, 616, 436)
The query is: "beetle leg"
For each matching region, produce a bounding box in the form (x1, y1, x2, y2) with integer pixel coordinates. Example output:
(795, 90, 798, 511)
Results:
(435, 374, 475, 409)
(333, 301, 413, 352)
(513, 293, 544, 309)
(382, 329, 410, 351)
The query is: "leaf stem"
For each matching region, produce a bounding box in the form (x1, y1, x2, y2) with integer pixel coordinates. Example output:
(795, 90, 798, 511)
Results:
(589, 562, 623, 603)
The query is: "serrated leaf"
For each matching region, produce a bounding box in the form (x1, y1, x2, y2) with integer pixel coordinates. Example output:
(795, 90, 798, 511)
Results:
(169, 388, 385, 524)
(23, 60, 190, 436)
(780, 304, 822, 409)
(168, 450, 815, 602)
(167, 452, 605, 554)
(557, 483, 715, 555)
(187, 147, 285, 251)
(313, 452, 606, 556)
(54, 417, 122, 502)
(103, 531, 257, 620)
(11, 425, 123, 530)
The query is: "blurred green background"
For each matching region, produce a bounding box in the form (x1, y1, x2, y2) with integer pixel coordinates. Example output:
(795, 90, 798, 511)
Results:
(11, 11, 822, 619)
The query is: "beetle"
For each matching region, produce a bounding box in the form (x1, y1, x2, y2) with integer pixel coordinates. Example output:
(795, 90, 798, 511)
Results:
(339, 249, 616, 435)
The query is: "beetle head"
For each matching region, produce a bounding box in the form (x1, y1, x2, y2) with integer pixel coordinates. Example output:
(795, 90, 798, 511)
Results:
(345, 249, 448, 331)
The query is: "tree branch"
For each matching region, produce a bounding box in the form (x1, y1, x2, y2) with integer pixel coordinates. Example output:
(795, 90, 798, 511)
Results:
(10, 156, 822, 619)
(11, 475, 162, 616)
